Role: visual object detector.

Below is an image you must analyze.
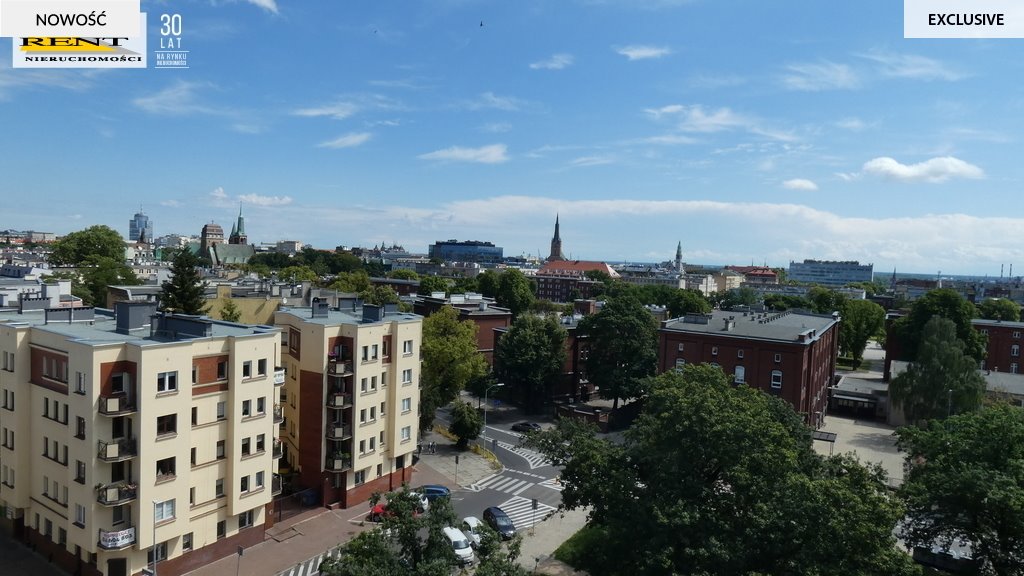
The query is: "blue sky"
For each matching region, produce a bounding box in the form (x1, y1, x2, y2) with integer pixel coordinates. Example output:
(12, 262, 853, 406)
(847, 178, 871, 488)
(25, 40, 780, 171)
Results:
(1, 0, 1022, 275)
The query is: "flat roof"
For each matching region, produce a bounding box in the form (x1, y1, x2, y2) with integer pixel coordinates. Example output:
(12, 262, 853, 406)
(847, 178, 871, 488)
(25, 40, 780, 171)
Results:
(276, 307, 421, 327)
(662, 310, 838, 344)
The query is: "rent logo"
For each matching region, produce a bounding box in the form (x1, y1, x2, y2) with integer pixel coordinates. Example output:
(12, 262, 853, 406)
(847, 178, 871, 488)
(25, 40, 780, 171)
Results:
(12, 13, 146, 68)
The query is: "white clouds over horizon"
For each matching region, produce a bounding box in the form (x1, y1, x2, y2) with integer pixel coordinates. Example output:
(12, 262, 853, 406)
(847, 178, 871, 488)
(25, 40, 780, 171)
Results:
(318, 132, 372, 148)
(782, 178, 818, 191)
(862, 156, 984, 183)
(530, 53, 574, 70)
(418, 144, 509, 164)
(615, 45, 672, 60)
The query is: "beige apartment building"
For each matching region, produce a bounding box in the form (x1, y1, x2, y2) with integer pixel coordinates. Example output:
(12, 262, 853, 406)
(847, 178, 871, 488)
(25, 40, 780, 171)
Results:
(0, 301, 284, 576)
(274, 299, 421, 509)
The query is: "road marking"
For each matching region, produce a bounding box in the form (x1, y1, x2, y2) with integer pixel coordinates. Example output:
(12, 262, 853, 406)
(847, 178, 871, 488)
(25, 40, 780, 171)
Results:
(494, 495, 557, 531)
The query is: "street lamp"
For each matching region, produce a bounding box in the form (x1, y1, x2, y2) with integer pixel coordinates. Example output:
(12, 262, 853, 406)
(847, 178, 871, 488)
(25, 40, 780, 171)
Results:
(483, 382, 505, 438)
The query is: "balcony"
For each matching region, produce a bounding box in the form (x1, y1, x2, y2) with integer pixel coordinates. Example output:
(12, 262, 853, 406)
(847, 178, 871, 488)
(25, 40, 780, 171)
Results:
(97, 438, 137, 463)
(273, 439, 283, 459)
(273, 404, 284, 424)
(325, 455, 352, 472)
(98, 395, 136, 417)
(325, 424, 352, 440)
(96, 481, 137, 506)
(328, 360, 352, 377)
(98, 525, 136, 550)
(273, 367, 286, 386)
(271, 473, 283, 496)
(326, 392, 352, 409)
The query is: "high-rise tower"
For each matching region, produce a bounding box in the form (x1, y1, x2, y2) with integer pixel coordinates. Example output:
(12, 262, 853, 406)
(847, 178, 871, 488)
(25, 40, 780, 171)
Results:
(128, 209, 153, 242)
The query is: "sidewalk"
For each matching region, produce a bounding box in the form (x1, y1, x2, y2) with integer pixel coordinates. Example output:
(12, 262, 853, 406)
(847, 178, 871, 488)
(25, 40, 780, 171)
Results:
(516, 507, 590, 575)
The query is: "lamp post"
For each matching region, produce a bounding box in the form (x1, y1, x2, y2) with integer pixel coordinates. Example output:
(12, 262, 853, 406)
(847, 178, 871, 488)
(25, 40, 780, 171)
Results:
(483, 382, 505, 439)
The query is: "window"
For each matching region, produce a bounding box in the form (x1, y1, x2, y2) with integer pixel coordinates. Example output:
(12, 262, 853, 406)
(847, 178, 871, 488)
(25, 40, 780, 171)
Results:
(379, 401, 385, 416)
(370, 406, 376, 421)
(111, 372, 129, 394)
(241, 438, 251, 456)
(255, 471, 264, 488)
(361, 346, 369, 362)
(217, 520, 226, 539)
(1, 350, 13, 371)
(258, 359, 267, 376)
(677, 342, 684, 352)
(402, 369, 412, 384)
(371, 345, 379, 360)
(240, 476, 249, 493)
(74, 504, 85, 527)
(359, 440, 366, 454)
(1013, 363, 1019, 374)
(403, 340, 413, 355)
(157, 371, 178, 393)
(239, 510, 253, 529)
(216, 401, 226, 420)
(191, 365, 197, 384)
(369, 437, 376, 451)
(257, 397, 266, 414)
(360, 409, 367, 424)
(734, 366, 746, 383)
(354, 470, 366, 485)
(75, 372, 85, 394)
(382, 339, 390, 358)
(256, 434, 265, 453)
(360, 378, 368, 392)
(2, 388, 12, 410)
(154, 499, 176, 522)
(737, 350, 744, 359)
(182, 533, 193, 551)
(675, 358, 685, 369)
(156, 457, 176, 480)
(148, 543, 168, 564)
(43, 397, 49, 418)
(711, 346, 718, 356)
(190, 487, 195, 505)
(242, 361, 252, 378)
(242, 400, 251, 417)
(401, 426, 411, 441)
(191, 407, 198, 426)
(75, 460, 86, 483)
(216, 440, 225, 459)
(401, 398, 412, 413)
(774, 353, 782, 363)
(215, 479, 224, 497)
(59, 527, 66, 545)
(156, 414, 177, 436)
(217, 361, 227, 380)
(1015, 331, 1022, 339)
(771, 370, 783, 389)
(75, 417, 85, 439)
(112, 505, 125, 525)
(1013, 345, 1020, 357)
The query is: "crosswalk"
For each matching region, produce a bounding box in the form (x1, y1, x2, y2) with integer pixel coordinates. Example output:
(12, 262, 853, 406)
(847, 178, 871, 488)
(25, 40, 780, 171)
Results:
(496, 440, 550, 469)
(495, 495, 557, 532)
(276, 547, 341, 576)
(468, 473, 536, 495)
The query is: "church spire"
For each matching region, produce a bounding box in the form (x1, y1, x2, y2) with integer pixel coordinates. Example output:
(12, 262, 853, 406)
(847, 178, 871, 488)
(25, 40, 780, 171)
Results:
(675, 241, 682, 273)
(548, 214, 565, 261)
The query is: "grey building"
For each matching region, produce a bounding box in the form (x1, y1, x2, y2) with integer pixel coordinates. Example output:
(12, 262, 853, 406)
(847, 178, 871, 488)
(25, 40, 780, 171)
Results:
(427, 240, 503, 263)
(788, 259, 873, 287)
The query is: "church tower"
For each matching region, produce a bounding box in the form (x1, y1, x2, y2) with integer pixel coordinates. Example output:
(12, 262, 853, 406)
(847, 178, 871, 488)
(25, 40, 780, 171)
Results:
(548, 214, 566, 261)
(228, 205, 248, 245)
(675, 241, 683, 273)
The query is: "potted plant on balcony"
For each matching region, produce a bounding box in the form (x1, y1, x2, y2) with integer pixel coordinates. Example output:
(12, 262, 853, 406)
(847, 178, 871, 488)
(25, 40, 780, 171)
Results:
(330, 451, 349, 469)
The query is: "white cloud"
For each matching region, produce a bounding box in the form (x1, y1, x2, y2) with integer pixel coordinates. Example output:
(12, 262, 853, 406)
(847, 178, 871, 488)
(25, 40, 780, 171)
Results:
(132, 80, 216, 115)
(239, 194, 293, 206)
(530, 53, 574, 70)
(418, 144, 509, 164)
(160, 200, 183, 208)
(464, 92, 526, 112)
(292, 102, 358, 120)
(835, 117, 868, 131)
(569, 155, 615, 167)
(243, 0, 278, 13)
(782, 61, 860, 91)
(644, 104, 796, 142)
(211, 187, 228, 201)
(630, 134, 697, 145)
(479, 122, 512, 133)
(862, 156, 984, 183)
(782, 178, 818, 191)
(615, 45, 672, 60)
(859, 51, 963, 81)
(318, 132, 373, 149)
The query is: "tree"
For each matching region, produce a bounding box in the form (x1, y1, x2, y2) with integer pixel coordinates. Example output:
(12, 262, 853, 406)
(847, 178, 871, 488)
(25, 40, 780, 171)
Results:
(48, 225, 125, 266)
(160, 249, 209, 315)
(763, 293, 812, 311)
(846, 279, 889, 297)
(419, 306, 487, 430)
(388, 269, 419, 281)
(220, 299, 241, 322)
(890, 317, 986, 426)
(896, 403, 1024, 576)
(718, 287, 759, 309)
(494, 315, 567, 413)
(417, 275, 449, 296)
(666, 289, 711, 318)
(71, 256, 141, 307)
(807, 286, 848, 315)
(978, 297, 1021, 322)
(278, 265, 319, 283)
(523, 366, 920, 576)
(476, 270, 500, 298)
(330, 271, 372, 294)
(448, 401, 483, 450)
(893, 288, 985, 363)
(577, 295, 657, 411)
(360, 285, 400, 306)
(840, 299, 885, 367)
(495, 269, 535, 317)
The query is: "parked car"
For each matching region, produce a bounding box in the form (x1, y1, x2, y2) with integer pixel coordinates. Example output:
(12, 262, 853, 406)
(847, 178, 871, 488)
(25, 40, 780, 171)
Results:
(511, 421, 542, 433)
(368, 493, 428, 521)
(461, 516, 484, 548)
(415, 484, 452, 502)
(483, 506, 516, 539)
(443, 526, 476, 565)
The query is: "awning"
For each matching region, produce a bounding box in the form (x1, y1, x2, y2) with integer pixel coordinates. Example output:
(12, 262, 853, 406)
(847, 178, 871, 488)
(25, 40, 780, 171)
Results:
(831, 394, 877, 405)
(812, 430, 837, 443)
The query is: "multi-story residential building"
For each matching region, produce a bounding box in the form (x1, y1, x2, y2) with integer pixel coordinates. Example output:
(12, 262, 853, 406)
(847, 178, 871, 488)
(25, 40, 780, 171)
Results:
(274, 300, 421, 510)
(788, 259, 873, 287)
(658, 309, 839, 428)
(725, 265, 779, 285)
(428, 240, 503, 264)
(0, 301, 283, 576)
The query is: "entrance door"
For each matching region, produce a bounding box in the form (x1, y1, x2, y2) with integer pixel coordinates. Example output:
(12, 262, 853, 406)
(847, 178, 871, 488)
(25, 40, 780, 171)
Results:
(107, 558, 127, 576)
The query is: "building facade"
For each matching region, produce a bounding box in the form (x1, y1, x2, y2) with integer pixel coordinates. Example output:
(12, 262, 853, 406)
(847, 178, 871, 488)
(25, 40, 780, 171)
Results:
(413, 294, 512, 365)
(128, 212, 153, 244)
(788, 259, 873, 287)
(274, 301, 421, 510)
(658, 310, 839, 427)
(0, 302, 283, 576)
(427, 240, 503, 263)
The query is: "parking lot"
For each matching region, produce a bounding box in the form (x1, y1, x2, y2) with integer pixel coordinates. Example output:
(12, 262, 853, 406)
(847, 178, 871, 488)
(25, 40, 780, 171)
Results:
(814, 414, 905, 486)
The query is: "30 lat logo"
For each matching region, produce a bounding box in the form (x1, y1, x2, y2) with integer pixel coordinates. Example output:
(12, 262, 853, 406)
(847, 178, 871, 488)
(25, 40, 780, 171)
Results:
(155, 13, 187, 68)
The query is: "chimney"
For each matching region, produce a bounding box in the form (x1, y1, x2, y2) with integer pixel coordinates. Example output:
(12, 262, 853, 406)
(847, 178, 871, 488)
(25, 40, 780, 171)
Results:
(311, 297, 329, 318)
(723, 318, 735, 331)
(479, 302, 488, 311)
(115, 301, 158, 335)
(362, 304, 384, 323)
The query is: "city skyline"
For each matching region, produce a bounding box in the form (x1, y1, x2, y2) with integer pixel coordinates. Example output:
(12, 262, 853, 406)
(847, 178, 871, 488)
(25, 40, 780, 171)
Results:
(1, 1, 1022, 275)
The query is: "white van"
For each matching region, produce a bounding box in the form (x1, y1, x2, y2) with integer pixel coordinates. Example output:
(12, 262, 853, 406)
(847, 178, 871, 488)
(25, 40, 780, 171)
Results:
(443, 526, 476, 565)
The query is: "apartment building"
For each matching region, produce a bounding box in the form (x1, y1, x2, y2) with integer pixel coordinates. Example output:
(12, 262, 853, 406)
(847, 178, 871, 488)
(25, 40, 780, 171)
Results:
(274, 299, 421, 509)
(0, 302, 283, 576)
(659, 309, 840, 428)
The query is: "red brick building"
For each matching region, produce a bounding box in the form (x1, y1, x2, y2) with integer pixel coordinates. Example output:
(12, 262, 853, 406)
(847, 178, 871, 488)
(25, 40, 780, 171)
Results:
(658, 310, 840, 428)
(413, 294, 513, 365)
(493, 315, 596, 404)
(885, 315, 1024, 378)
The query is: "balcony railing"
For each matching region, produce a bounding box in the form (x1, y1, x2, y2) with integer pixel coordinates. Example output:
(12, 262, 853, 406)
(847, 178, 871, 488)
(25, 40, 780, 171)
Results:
(273, 439, 283, 459)
(274, 367, 286, 386)
(97, 438, 137, 462)
(326, 392, 352, 409)
(325, 456, 352, 472)
(272, 473, 283, 496)
(273, 404, 284, 424)
(325, 424, 352, 440)
(98, 395, 136, 417)
(96, 481, 137, 506)
(98, 525, 136, 550)
(328, 360, 352, 376)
